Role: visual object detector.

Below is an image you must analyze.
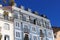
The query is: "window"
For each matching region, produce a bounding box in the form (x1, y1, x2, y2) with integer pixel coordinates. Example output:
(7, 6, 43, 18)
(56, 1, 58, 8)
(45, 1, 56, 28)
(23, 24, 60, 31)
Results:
(46, 30, 52, 37)
(4, 35, 10, 40)
(42, 19, 45, 27)
(21, 14, 29, 22)
(4, 23, 10, 30)
(34, 19, 37, 24)
(13, 10, 19, 19)
(29, 16, 36, 24)
(33, 36, 37, 40)
(25, 15, 29, 22)
(37, 19, 42, 26)
(32, 27, 36, 32)
(16, 22, 19, 27)
(24, 25, 29, 33)
(16, 32, 20, 38)
(40, 30, 44, 37)
(44, 29, 47, 36)
(45, 22, 50, 29)
(19, 12, 23, 20)
(22, 14, 26, 21)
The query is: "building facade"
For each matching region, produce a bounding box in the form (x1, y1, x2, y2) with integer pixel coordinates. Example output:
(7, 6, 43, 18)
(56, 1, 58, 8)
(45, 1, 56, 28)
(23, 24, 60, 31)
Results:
(0, 4, 54, 40)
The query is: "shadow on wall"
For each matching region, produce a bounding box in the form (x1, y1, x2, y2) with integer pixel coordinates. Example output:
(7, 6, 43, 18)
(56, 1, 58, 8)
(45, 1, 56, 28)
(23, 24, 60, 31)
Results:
(52, 27, 60, 40)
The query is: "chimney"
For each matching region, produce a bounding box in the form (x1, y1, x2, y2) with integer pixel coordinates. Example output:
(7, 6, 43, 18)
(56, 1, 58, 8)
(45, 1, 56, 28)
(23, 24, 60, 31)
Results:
(25, 8, 32, 12)
(20, 5, 24, 10)
(32, 11, 38, 15)
(41, 14, 47, 18)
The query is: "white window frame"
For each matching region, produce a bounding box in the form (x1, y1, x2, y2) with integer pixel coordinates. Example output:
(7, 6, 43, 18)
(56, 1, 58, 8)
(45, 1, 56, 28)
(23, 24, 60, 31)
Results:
(15, 21, 21, 30)
(32, 26, 36, 33)
(32, 36, 38, 40)
(4, 23, 10, 30)
(15, 30, 22, 39)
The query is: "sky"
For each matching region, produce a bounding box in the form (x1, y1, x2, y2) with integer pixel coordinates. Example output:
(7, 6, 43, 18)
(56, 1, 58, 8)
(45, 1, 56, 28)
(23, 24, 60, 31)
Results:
(0, 0, 60, 27)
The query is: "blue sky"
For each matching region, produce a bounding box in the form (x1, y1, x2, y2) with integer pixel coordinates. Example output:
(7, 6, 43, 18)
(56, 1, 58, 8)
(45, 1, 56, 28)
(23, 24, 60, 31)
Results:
(0, 0, 60, 27)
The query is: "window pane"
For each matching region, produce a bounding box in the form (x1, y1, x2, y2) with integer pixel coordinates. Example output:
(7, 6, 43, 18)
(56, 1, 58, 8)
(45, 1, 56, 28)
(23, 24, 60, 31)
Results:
(32, 27, 36, 32)
(40, 30, 44, 37)
(13, 10, 19, 19)
(16, 32, 20, 38)
(24, 25, 29, 33)
(37, 20, 42, 26)
(16, 22, 20, 27)
(4, 23, 10, 30)
(33, 36, 37, 40)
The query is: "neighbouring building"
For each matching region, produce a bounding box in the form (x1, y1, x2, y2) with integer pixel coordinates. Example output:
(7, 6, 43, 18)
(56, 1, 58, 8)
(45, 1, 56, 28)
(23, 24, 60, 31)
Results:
(0, 4, 54, 40)
(52, 27, 60, 40)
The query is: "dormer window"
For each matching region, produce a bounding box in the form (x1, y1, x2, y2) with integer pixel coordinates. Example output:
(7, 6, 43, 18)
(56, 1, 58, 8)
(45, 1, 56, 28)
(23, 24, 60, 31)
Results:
(3, 11, 9, 20)
(29, 16, 36, 24)
(13, 10, 19, 19)
(37, 19, 42, 26)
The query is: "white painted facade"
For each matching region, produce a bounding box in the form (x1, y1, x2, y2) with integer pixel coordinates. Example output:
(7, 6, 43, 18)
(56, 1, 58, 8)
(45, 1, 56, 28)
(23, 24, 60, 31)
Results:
(0, 4, 54, 40)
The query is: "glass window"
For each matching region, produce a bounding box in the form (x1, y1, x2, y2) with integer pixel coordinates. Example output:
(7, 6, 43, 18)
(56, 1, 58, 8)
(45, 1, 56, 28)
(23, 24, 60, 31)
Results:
(13, 10, 19, 19)
(4, 35, 10, 40)
(37, 19, 42, 26)
(44, 29, 47, 36)
(19, 12, 23, 20)
(40, 30, 44, 37)
(24, 25, 29, 33)
(46, 30, 52, 37)
(45, 22, 50, 29)
(16, 22, 20, 27)
(42, 19, 45, 27)
(4, 23, 10, 30)
(22, 14, 26, 21)
(33, 36, 37, 40)
(32, 27, 36, 32)
(29, 16, 36, 24)
(16, 32, 20, 38)
(25, 15, 29, 22)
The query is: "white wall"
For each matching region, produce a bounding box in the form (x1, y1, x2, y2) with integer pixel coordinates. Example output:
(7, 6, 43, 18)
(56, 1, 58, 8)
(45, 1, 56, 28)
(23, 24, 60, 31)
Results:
(0, 20, 14, 40)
